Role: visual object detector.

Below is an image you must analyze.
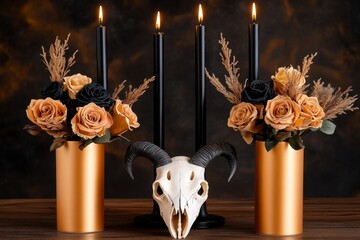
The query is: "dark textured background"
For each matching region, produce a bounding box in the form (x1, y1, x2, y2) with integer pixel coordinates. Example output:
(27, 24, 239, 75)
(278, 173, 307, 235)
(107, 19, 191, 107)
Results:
(0, 0, 359, 199)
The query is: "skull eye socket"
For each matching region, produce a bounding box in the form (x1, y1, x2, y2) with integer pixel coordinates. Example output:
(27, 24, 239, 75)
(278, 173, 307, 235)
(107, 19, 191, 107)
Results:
(197, 181, 208, 197)
(190, 171, 195, 180)
(167, 171, 171, 180)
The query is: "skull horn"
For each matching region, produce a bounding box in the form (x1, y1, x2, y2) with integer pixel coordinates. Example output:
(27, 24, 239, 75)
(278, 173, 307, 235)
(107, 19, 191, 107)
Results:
(125, 141, 172, 179)
(189, 142, 237, 182)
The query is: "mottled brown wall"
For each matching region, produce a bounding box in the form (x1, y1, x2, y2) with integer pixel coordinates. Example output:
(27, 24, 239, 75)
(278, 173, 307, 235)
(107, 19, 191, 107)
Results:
(0, 0, 359, 198)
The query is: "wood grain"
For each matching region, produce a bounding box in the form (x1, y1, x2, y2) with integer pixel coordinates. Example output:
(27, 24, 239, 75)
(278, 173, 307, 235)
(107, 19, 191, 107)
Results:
(0, 198, 359, 239)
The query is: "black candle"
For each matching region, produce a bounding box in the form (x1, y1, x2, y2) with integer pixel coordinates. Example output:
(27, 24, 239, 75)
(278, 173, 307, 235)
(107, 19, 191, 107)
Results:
(97, 5, 108, 90)
(154, 11, 164, 149)
(195, 4, 206, 151)
(249, 2, 259, 83)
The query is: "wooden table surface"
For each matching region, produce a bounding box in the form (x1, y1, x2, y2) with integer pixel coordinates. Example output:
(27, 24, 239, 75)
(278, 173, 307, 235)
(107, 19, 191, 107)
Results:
(0, 198, 359, 239)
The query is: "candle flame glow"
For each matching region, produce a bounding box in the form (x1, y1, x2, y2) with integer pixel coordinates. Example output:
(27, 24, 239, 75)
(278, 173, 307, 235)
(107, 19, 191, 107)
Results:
(252, 3, 256, 22)
(99, 6, 103, 25)
(198, 4, 203, 24)
(156, 11, 161, 31)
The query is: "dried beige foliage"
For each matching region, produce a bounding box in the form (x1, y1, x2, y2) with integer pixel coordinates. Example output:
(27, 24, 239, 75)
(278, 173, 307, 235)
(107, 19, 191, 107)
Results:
(207, 34, 357, 122)
(277, 53, 317, 100)
(205, 33, 244, 104)
(112, 80, 127, 100)
(123, 76, 155, 106)
(41, 34, 78, 82)
(310, 80, 358, 120)
(301, 53, 317, 79)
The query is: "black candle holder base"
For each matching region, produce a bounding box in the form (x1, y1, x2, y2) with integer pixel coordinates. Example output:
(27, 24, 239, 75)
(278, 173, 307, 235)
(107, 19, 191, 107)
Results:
(134, 213, 224, 229)
(134, 214, 166, 228)
(192, 214, 225, 229)
(134, 201, 224, 229)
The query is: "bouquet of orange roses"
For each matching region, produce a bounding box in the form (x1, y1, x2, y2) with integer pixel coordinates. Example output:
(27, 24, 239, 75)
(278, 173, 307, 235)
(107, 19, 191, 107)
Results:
(206, 34, 358, 151)
(24, 34, 154, 151)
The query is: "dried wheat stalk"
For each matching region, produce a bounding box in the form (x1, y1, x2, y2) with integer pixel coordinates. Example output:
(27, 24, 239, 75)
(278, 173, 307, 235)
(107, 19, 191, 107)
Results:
(41, 33, 78, 82)
(281, 66, 303, 99)
(278, 53, 317, 100)
(205, 33, 244, 104)
(112, 80, 127, 100)
(205, 69, 240, 104)
(124, 76, 155, 106)
(311, 80, 358, 120)
(301, 53, 317, 78)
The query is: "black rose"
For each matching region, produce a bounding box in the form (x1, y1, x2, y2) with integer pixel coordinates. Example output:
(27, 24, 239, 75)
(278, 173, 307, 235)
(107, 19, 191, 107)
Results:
(41, 81, 64, 100)
(242, 80, 275, 104)
(75, 83, 113, 110)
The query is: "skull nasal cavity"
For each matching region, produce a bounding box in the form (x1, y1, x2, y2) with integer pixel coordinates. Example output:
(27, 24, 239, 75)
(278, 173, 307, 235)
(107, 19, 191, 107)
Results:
(156, 184, 163, 195)
(167, 171, 171, 180)
(154, 182, 163, 196)
(198, 186, 204, 195)
(198, 182, 207, 197)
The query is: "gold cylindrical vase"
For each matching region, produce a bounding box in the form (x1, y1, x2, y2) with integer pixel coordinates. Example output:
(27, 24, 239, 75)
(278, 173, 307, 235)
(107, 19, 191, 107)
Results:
(56, 141, 104, 233)
(255, 141, 304, 236)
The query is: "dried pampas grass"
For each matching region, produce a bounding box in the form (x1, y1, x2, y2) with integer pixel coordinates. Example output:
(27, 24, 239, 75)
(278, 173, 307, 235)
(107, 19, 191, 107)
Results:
(311, 80, 358, 120)
(41, 34, 78, 82)
(205, 33, 244, 104)
(112, 76, 155, 106)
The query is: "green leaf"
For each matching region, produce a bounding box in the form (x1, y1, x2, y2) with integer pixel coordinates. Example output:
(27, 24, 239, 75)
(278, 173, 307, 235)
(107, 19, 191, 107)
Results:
(265, 127, 277, 138)
(299, 129, 311, 136)
(265, 139, 278, 152)
(254, 134, 266, 142)
(288, 135, 305, 150)
(110, 134, 131, 143)
(24, 124, 44, 136)
(50, 137, 67, 152)
(272, 128, 278, 136)
(79, 139, 93, 150)
(274, 131, 291, 141)
(320, 120, 336, 135)
(93, 129, 111, 144)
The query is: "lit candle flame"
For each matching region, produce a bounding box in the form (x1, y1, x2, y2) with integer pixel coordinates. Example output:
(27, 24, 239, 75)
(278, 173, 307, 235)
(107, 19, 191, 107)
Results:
(99, 6, 103, 25)
(252, 3, 256, 22)
(198, 4, 203, 24)
(156, 11, 161, 31)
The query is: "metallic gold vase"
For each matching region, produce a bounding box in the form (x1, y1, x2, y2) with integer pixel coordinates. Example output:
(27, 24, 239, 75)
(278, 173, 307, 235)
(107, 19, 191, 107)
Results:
(56, 141, 104, 233)
(255, 141, 304, 236)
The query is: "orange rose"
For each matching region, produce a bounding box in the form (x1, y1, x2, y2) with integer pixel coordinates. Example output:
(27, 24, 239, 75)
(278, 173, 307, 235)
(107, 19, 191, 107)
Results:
(265, 95, 300, 131)
(110, 100, 140, 136)
(228, 102, 261, 144)
(26, 98, 67, 138)
(271, 67, 305, 93)
(71, 103, 113, 140)
(294, 94, 325, 129)
(64, 73, 92, 99)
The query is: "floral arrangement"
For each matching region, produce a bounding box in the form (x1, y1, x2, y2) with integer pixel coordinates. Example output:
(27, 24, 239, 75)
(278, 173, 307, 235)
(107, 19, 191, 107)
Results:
(206, 34, 358, 151)
(24, 34, 154, 151)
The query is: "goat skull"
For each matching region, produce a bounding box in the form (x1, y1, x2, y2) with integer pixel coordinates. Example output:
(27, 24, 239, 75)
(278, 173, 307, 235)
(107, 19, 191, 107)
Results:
(125, 142, 237, 239)
(153, 157, 208, 238)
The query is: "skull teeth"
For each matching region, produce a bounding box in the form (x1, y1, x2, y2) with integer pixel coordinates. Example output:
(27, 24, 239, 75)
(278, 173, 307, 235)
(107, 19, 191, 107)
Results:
(177, 211, 182, 238)
(170, 209, 188, 239)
